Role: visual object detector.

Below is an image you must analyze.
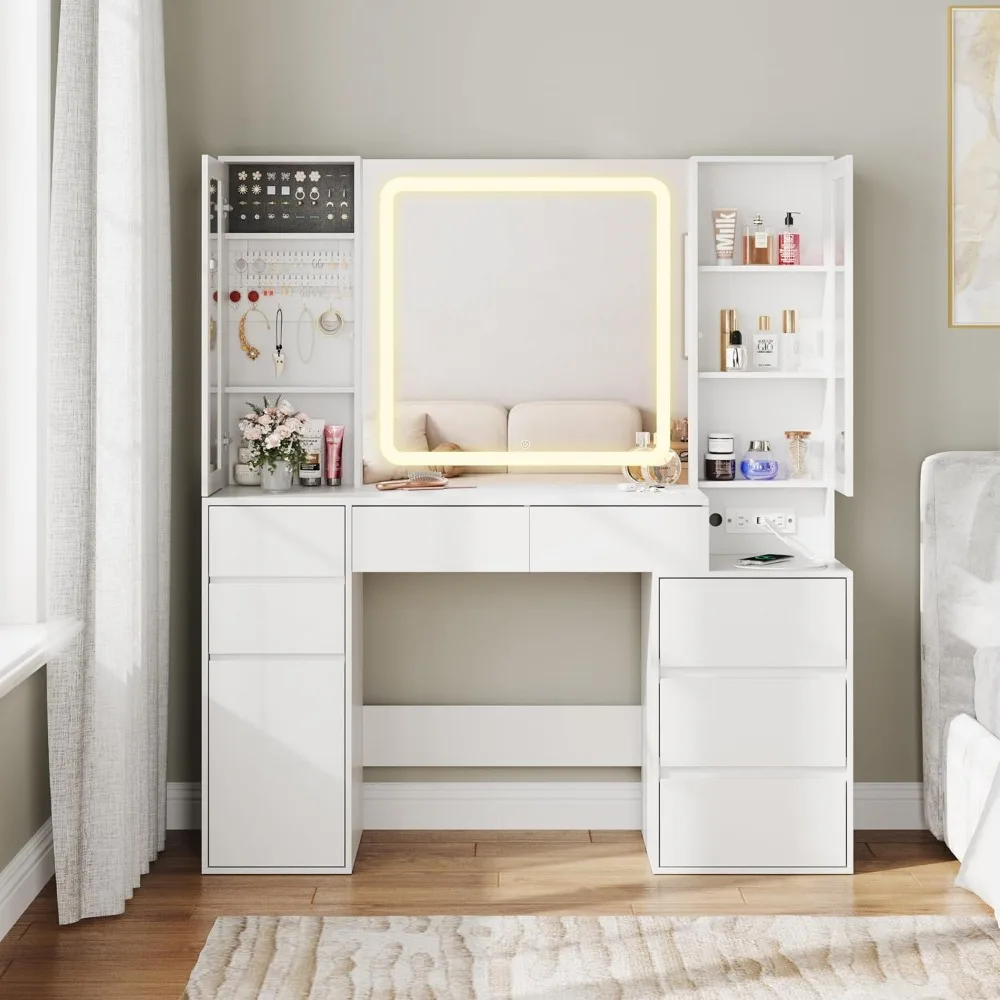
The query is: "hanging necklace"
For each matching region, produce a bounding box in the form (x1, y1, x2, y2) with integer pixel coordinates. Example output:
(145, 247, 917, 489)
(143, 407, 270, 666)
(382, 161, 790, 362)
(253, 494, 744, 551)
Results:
(297, 305, 316, 365)
(273, 307, 284, 377)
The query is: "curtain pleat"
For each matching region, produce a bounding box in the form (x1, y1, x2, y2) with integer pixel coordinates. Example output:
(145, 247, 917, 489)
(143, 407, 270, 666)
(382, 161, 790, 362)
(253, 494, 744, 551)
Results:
(46, 0, 172, 925)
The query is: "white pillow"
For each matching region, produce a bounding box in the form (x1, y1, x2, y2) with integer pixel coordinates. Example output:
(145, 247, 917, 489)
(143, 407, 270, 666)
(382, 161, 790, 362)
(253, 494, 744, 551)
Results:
(956, 763, 1000, 924)
(362, 411, 429, 484)
(975, 648, 1000, 740)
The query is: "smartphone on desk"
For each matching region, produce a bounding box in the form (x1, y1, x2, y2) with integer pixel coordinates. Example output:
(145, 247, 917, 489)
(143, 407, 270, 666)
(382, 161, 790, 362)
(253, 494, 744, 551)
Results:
(736, 553, 794, 567)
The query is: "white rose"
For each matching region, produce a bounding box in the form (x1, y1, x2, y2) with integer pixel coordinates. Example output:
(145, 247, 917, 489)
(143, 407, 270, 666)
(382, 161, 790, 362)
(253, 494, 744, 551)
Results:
(264, 433, 281, 450)
(243, 424, 262, 441)
(257, 413, 271, 426)
(277, 423, 292, 439)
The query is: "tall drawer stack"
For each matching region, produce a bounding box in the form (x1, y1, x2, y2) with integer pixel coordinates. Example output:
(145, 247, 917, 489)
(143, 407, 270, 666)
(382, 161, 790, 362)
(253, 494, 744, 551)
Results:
(656, 576, 851, 872)
(205, 506, 348, 871)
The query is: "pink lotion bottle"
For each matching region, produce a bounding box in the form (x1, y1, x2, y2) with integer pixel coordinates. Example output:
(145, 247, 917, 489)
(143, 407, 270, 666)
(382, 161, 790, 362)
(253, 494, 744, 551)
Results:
(778, 212, 801, 266)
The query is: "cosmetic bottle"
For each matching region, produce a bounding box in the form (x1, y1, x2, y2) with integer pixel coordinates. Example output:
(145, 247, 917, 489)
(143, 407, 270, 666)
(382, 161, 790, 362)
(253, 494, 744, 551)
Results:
(753, 315, 778, 370)
(725, 329, 747, 371)
(778, 212, 801, 266)
(720, 309, 737, 370)
(780, 309, 800, 372)
(622, 431, 653, 485)
(742, 213, 775, 265)
(642, 433, 683, 487)
(705, 433, 736, 482)
(712, 209, 737, 265)
(740, 440, 780, 481)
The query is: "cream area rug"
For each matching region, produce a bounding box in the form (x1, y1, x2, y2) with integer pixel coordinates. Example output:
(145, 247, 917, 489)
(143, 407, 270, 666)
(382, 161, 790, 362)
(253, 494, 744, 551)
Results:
(182, 915, 1000, 999)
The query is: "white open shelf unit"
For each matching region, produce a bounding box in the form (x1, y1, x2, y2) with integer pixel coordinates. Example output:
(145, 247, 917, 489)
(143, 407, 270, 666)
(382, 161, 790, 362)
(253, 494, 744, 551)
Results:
(686, 155, 853, 561)
(201, 156, 363, 494)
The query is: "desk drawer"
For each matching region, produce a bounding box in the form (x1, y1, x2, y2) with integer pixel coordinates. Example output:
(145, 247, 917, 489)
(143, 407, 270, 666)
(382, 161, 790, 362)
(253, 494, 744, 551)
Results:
(658, 676, 846, 767)
(209, 580, 345, 655)
(352, 507, 529, 572)
(209, 506, 345, 577)
(659, 578, 847, 668)
(659, 776, 847, 869)
(529, 506, 707, 572)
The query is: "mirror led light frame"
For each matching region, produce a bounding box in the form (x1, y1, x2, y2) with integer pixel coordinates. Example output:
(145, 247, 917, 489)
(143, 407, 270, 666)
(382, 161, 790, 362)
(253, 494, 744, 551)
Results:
(378, 174, 671, 467)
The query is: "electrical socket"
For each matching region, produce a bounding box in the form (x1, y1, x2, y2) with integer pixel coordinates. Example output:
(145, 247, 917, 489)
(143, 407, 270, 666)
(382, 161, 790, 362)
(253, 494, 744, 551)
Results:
(725, 509, 797, 534)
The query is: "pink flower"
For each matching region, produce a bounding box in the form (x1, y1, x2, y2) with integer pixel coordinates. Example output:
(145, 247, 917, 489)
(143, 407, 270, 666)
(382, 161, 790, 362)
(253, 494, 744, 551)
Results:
(264, 433, 281, 450)
(257, 413, 272, 427)
(243, 424, 262, 441)
(276, 423, 292, 440)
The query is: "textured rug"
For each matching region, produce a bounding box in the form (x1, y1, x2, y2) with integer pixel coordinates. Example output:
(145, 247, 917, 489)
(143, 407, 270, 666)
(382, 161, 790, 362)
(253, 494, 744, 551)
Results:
(182, 914, 1000, 999)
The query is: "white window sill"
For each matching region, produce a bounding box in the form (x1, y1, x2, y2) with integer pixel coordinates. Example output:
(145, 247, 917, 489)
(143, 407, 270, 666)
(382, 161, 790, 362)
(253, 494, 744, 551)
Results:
(0, 619, 81, 701)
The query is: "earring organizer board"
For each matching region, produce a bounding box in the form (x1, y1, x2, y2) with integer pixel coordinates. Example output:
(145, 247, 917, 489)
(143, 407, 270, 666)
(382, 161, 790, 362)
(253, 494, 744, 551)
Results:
(361, 159, 688, 450)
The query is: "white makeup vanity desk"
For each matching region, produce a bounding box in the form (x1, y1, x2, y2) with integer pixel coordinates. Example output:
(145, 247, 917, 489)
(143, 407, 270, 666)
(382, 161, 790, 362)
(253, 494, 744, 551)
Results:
(200, 155, 854, 877)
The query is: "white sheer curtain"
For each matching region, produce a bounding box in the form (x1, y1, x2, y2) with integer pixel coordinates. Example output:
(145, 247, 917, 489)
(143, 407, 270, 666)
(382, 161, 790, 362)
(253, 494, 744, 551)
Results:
(46, 0, 172, 924)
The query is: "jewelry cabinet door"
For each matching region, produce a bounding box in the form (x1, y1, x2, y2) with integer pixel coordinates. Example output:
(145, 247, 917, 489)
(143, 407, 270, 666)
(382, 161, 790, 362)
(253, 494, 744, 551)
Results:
(202, 155, 229, 496)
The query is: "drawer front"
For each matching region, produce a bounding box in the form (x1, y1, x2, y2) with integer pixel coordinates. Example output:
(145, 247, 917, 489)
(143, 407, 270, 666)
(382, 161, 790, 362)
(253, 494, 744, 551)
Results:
(659, 578, 847, 668)
(529, 506, 707, 572)
(658, 676, 846, 767)
(659, 776, 847, 868)
(208, 657, 346, 868)
(209, 506, 345, 578)
(209, 580, 345, 655)
(352, 506, 529, 572)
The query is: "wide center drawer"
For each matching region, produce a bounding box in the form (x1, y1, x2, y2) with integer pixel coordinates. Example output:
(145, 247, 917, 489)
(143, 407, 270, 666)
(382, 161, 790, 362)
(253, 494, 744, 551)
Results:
(352, 506, 529, 572)
(659, 577, 847, 668)
(209, 506, 345, 577)
(529, 506, 707, 572)
(659, 675, 847, 767)
(209, 579, 345, 655)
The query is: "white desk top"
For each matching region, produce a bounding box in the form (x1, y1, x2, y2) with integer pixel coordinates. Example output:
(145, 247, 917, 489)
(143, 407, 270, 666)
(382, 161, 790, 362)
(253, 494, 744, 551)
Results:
(206, 476, 709, 507)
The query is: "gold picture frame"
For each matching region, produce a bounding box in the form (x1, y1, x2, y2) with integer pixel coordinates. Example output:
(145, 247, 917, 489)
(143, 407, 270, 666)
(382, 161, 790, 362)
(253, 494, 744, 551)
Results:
(950, 6, 1000, 327)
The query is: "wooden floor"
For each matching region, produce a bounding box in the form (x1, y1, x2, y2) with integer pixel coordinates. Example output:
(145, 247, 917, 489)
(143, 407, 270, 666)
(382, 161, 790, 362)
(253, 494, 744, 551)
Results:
(0, 829, 988, 999)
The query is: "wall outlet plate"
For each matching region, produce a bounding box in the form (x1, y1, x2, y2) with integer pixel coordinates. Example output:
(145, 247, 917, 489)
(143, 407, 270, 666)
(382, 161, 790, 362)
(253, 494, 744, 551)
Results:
(725, 509, 797, 534)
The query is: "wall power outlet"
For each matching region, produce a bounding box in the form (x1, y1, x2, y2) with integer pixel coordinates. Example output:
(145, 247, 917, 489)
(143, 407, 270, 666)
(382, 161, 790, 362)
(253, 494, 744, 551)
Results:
(725, 509, 797, 534)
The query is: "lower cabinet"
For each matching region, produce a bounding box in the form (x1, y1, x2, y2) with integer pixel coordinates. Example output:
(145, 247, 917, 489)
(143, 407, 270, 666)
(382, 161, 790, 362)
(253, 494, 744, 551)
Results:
(207, 657, 346, 869)
(659, 776, 848, 869)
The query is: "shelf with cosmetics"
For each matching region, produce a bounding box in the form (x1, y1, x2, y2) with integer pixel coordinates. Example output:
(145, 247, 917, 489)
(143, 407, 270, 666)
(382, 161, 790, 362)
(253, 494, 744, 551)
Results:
(686, 155, 853, 560)
(201, 155, 363, 494)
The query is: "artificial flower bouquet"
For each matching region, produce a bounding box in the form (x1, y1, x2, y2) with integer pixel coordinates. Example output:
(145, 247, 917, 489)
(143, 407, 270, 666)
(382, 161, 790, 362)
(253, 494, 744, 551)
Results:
(238, 396, 309, 472)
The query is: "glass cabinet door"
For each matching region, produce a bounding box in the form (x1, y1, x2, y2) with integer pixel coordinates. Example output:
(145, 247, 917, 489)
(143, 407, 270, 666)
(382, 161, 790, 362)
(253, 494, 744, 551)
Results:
(202, 156, 228, 496)
(828, 155, 853, 497)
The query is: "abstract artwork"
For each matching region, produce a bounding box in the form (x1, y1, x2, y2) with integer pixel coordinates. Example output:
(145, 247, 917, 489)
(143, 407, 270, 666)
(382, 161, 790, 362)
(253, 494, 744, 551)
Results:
(951, 7, 1000, 326)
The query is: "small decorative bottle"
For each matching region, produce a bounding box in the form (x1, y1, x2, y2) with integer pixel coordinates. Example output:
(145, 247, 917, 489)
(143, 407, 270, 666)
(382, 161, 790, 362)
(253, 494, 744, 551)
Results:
(642, 433, 683, 487)
(740, 440, 780, 481)
(725, 329, 747, 371)
(784, 430, 812, 479)
(623, 431, 653, 485)
(780, 309, 800, 372)
(719, 309, 737, 370)
(753, 316, 778, 369)
(743, 213, 776, 265)
(778, 212, 801, 266)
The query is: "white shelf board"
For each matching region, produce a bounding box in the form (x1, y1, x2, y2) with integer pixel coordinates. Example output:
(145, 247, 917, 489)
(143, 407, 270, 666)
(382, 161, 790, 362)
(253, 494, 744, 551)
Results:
(698, 372, 829, 380)
(698, 265, 842, 273)
(224, 386, 354, 394)
(697, 479, 829, 489)
(223, 232, 355, 241)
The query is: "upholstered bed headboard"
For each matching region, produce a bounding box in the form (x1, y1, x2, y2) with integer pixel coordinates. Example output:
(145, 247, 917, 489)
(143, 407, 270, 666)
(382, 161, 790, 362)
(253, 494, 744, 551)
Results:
(920, 452, 1000, 837)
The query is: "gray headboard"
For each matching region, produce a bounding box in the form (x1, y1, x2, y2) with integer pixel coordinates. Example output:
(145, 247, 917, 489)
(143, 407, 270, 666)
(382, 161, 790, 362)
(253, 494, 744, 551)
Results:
(920, 451, 1000, 837)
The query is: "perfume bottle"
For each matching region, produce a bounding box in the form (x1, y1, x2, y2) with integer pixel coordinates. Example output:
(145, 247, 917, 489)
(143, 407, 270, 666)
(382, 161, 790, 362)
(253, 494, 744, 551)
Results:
(784, 430, 812, 479)
(742, 213, 775, 265)
(643, 433, 683, 486)
(740, 440, 780, 481)
(781, 309, 800, 372)
(623, 431, 653, 485)
(725, 329, 747, 371)
(753, 315, 778, 370)
(719, 309, 737, 370)
(778, 212, 801, 265)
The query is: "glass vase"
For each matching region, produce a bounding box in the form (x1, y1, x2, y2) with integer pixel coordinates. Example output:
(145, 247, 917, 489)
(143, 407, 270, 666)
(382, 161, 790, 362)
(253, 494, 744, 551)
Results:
(261, 459, 293, 492)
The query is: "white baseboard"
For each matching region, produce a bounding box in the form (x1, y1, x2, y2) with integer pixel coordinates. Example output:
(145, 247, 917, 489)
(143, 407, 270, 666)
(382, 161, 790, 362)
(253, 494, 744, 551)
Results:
(166, 782, 201, 831)
(854, 782, 926, 830)
(0, 820, 54, 942)
(168, 781, 928, 832)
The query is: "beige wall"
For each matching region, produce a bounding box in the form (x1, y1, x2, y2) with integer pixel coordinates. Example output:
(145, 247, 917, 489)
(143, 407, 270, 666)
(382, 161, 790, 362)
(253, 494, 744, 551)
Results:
(163, 0, 1000, 786)
(0, 671, 50, 871)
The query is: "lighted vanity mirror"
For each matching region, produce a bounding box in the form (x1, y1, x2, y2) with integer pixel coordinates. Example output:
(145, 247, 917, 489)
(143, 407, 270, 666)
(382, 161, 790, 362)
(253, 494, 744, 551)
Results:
(362, 161, 680, 469)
